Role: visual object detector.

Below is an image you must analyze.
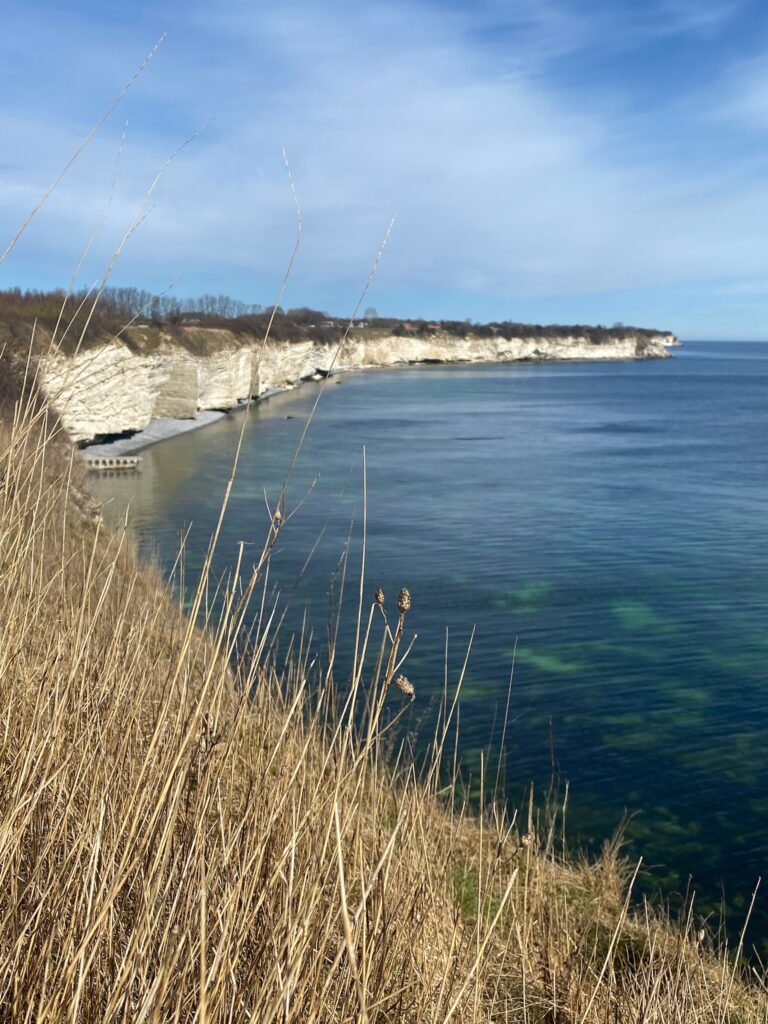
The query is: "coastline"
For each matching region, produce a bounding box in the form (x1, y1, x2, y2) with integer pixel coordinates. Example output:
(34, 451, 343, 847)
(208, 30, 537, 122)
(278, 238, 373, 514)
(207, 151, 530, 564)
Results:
(47, 329, 677, 451)
(80, 346, 678, 460)
(81, 385, 292, 458)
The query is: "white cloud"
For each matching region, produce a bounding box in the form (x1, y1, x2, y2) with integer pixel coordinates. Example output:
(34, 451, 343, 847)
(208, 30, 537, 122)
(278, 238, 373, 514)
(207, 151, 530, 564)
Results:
(1, 0, 767, 334)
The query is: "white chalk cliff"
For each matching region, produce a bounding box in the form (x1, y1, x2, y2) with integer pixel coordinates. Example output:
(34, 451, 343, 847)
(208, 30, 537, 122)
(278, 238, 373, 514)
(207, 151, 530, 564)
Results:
(38, 327, 679, 444)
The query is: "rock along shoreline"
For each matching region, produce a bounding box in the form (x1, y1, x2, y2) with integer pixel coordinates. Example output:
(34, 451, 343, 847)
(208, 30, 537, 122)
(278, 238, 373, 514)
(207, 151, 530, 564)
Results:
(35, 328, 678, 457)
(79, 337, 680, 460)
(81, 388, 291, 459)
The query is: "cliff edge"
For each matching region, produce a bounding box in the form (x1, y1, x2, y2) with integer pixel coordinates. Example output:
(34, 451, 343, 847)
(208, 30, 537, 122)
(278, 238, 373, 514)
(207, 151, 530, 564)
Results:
(35, 325, 678, 444)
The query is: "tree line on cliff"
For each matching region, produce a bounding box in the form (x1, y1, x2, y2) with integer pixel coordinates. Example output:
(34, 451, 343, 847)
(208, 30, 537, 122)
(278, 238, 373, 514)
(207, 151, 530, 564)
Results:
(0, 286, 668, 347)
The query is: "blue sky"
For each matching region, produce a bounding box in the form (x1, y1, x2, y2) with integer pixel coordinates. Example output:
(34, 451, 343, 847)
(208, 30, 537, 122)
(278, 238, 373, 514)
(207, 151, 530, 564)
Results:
(4, 0, 768, 337)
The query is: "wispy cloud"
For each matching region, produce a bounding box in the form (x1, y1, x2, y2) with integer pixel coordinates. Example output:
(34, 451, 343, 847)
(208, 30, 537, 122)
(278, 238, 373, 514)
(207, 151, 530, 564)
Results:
(2, 0, 768, 337)
(708, 53, 768, 131)
(649, 0, 744, 35)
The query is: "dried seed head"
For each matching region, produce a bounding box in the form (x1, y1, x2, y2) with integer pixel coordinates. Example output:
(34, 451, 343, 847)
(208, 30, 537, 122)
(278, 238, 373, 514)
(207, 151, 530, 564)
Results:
(273, 507, 283, 526)
(521, 832, 534, 848)
(397, 587, 411, 614)
(395, 674, 415, 701)
(374, 586, 385, 606)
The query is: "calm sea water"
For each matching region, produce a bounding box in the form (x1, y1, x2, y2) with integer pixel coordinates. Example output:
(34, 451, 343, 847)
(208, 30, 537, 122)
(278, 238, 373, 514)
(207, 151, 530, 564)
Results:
(91, 341, 768, 945)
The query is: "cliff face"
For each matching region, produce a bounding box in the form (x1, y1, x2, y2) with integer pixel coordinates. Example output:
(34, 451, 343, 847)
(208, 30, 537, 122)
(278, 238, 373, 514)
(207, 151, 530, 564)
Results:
(39, 328, 678, 444)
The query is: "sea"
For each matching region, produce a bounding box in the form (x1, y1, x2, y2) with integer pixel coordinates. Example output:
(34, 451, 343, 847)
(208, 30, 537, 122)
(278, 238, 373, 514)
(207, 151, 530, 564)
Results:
(89, 340, 768, 948)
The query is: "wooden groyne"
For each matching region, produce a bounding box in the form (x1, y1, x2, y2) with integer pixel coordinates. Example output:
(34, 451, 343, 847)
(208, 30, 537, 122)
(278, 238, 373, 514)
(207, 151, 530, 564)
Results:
(83, 456, 142, 472)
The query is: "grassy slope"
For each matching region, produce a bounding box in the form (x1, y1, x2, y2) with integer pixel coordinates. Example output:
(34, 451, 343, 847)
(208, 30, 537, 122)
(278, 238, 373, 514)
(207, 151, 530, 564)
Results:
(0, 357, 764, 1022)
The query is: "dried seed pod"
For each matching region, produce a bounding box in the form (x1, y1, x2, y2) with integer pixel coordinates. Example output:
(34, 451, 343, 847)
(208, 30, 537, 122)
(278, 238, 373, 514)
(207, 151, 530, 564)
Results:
(397, 587, 411, 614)
(374, 586, 385, 606)
(395, 674, 415, 701)
(273, 507, 283, 526)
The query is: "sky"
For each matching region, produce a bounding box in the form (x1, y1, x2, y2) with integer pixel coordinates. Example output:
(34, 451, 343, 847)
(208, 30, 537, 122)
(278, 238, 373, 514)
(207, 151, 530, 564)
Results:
(4, 0, 768, 338)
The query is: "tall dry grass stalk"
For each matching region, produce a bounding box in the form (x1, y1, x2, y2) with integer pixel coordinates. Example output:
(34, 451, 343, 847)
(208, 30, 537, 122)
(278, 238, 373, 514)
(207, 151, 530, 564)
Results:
(0, 360, 766, 1022)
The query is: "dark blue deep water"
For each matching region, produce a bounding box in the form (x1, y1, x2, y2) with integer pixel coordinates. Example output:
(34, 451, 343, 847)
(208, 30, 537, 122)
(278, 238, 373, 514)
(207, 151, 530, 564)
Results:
(91, 341, 768, 946)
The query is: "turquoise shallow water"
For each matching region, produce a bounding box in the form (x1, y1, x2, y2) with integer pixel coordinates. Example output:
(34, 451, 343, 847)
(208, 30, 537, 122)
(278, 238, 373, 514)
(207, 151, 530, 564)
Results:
(91, 341, 768, 947)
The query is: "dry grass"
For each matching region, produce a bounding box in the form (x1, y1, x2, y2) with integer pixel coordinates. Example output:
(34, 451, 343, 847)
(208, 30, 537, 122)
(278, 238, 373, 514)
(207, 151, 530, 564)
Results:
(0, 366, 766, 1023)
